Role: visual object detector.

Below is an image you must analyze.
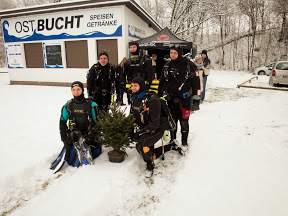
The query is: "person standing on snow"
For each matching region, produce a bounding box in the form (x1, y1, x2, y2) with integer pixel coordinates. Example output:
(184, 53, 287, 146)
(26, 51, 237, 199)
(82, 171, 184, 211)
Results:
(121, 42, 153, 104)
(130, 76, 183, 177)
(158, 45, 201, 150)
(200, 50, 211, 102)
(87, 51, 116, 112)
(191, 55, 204, 111)
(59, 81, 101, 167)
(115, 57, 128, 105)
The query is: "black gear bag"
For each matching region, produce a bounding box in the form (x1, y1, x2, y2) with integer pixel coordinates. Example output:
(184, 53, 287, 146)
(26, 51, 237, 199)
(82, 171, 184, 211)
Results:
(147, 92, 176, 132)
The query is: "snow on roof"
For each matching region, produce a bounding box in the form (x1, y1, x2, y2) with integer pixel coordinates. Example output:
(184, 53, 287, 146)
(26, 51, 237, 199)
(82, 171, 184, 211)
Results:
(0, 0, 162, 31)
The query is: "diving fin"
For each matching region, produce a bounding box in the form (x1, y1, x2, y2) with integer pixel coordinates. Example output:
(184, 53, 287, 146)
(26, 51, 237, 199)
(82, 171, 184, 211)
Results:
(73, 135, 93, 166)
(50, 147, 66, 174)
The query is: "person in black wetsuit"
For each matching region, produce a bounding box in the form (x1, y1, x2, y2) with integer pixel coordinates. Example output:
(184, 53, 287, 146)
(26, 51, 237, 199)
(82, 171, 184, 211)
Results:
(130, 76, 183, 176)
(158, 45, 201, 150)
(87, 51, 115, 112)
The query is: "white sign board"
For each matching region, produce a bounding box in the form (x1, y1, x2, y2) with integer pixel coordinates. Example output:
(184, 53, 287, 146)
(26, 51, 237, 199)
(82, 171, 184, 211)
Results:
(128, 24, 146, 39)
(2, 7, 122, 43)
(5, 44, 23, 68)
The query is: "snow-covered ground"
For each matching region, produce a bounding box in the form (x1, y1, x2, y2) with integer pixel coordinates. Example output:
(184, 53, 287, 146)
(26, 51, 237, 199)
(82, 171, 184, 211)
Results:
(0, 71, 288, 216)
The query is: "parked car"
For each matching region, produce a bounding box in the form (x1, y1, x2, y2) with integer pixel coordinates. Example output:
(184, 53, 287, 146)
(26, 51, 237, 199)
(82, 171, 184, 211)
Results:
(254, 62, 275, 75)
(269, 61, 288, 86)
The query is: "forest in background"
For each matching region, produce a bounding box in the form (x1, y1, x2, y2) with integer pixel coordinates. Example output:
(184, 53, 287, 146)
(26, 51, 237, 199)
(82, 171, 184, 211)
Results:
(0, 0, 287, 71)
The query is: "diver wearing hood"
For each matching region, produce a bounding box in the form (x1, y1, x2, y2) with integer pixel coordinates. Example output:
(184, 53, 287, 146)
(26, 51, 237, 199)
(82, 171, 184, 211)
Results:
(71, 81, 85, 102)
(130, 76, 183, 177)
(158, 45, 201, 150)
(121, 42, 154, 104)
(57, 81, 101, 168)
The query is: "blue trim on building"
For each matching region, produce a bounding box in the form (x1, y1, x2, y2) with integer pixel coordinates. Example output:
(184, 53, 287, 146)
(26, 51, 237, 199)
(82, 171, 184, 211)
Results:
(3, 20, 122, 43)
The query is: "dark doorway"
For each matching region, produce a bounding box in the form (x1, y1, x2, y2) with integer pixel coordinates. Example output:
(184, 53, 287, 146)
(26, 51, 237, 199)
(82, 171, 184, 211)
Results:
(65, 40, 89, 68)
(24, 43, 44, 68)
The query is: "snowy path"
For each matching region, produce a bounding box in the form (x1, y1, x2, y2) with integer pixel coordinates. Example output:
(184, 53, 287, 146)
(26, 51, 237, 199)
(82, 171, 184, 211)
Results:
(0, 71, 288, 216)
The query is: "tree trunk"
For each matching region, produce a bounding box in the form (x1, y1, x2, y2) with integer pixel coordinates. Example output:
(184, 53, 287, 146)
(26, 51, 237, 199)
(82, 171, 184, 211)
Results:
(220, 16, 225, 66)
(233, 40, 238, 70)
(169, 0, 178, 27)
(247, 26, 251, 71)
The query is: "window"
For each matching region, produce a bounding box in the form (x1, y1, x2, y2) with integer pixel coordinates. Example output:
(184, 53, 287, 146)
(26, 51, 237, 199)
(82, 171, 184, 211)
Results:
(276, 62, 288, 70)
(24, 43, 44, 68)
(267, 63, 275, 69)
(65, 40, 89, 68)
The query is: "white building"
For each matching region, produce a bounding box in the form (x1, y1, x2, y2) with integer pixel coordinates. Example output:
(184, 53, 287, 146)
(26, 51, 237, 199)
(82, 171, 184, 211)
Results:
(0, 0, 161, 86)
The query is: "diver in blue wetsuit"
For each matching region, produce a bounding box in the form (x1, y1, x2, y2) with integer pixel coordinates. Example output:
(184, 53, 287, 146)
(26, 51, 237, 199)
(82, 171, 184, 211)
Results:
(59, 81, 101, 167)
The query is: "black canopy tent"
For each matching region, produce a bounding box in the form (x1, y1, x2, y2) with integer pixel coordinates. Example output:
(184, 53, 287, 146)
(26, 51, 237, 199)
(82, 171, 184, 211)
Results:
(131, 27, 193, 50)
(129, 27, 197, 78)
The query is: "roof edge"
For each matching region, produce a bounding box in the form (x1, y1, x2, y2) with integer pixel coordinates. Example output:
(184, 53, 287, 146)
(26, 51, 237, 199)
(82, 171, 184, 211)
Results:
(0, 0, 162, 31)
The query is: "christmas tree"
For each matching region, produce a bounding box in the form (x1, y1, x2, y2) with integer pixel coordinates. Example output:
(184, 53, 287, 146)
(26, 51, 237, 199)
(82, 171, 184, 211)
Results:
(94, 102, 134, 161)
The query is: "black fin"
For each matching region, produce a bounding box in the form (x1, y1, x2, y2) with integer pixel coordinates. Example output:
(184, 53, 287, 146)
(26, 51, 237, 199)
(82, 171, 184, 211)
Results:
(50, 147, 66, 173)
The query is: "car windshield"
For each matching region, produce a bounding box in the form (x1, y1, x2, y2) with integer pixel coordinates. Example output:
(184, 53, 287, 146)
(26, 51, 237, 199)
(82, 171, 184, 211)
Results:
(276, 62, 288, 70)
(266, 63, 275, 69)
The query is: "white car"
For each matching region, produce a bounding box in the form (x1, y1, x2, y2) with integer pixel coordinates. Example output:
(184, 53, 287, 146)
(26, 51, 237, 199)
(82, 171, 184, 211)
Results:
(269, 61, 288, 86)
(254, 62, 275, 75)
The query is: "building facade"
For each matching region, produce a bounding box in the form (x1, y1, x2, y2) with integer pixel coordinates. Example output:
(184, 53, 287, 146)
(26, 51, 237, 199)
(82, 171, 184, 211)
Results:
(0, 0, 161, 86)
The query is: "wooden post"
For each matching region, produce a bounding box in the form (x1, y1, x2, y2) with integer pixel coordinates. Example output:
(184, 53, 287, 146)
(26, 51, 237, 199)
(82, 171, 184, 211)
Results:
(237, 76, 258, 88)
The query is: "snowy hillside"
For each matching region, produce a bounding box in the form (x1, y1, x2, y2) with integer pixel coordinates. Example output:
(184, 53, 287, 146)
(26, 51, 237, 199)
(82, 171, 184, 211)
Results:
(0, 71, 288, 216)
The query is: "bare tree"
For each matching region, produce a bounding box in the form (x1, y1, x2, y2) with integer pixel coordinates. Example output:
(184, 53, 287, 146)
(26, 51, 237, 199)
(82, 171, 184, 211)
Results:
(2, 0, 286, 70)
(272, 0, 288, 60)
(210, 0, 235, 67)
(0, 0, 66, 67)
(13, 0, 64, 7)
(137, 0, 167, 25)
(238, 0, 265, 70)
(0, 0, 18, 67)
(169, 0, 209, 40)
(0, 0, 15, 9)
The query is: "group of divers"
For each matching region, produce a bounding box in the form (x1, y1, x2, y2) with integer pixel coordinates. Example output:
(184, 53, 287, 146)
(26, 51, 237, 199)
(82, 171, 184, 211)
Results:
(50, 41, 211, 177)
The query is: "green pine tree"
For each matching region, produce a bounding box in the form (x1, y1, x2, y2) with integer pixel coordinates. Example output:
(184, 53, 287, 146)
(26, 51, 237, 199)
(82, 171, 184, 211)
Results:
(94, 102, 135, 154)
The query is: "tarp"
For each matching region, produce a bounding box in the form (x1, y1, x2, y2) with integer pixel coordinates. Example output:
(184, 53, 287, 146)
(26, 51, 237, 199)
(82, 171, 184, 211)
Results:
(131, 27, 193, 49)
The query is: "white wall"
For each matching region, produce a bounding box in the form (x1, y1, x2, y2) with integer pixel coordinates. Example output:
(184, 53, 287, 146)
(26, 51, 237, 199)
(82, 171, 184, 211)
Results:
(5, 5, 158, 85)
(8, 68, 88, 83)
(117, 5, 128, 62)
(124, 6, 157, 52)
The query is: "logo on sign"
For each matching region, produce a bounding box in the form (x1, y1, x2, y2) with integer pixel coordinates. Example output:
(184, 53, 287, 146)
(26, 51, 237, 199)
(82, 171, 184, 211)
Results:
(157, 34, 170, 41)
(139, 43, 156, 47)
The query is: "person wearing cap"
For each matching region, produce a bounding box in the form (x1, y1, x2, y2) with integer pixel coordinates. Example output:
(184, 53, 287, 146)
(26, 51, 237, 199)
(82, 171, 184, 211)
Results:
(87, 51, 115, 112)
(130, 76, 183, 177)
(200, 50, 211, 102)
(151, 54, 157, 79)
(191, 55, 204, 111)
(121, 42, 153, 104)
(158, 45, 201, 150)
(59, 81, 101, 166)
